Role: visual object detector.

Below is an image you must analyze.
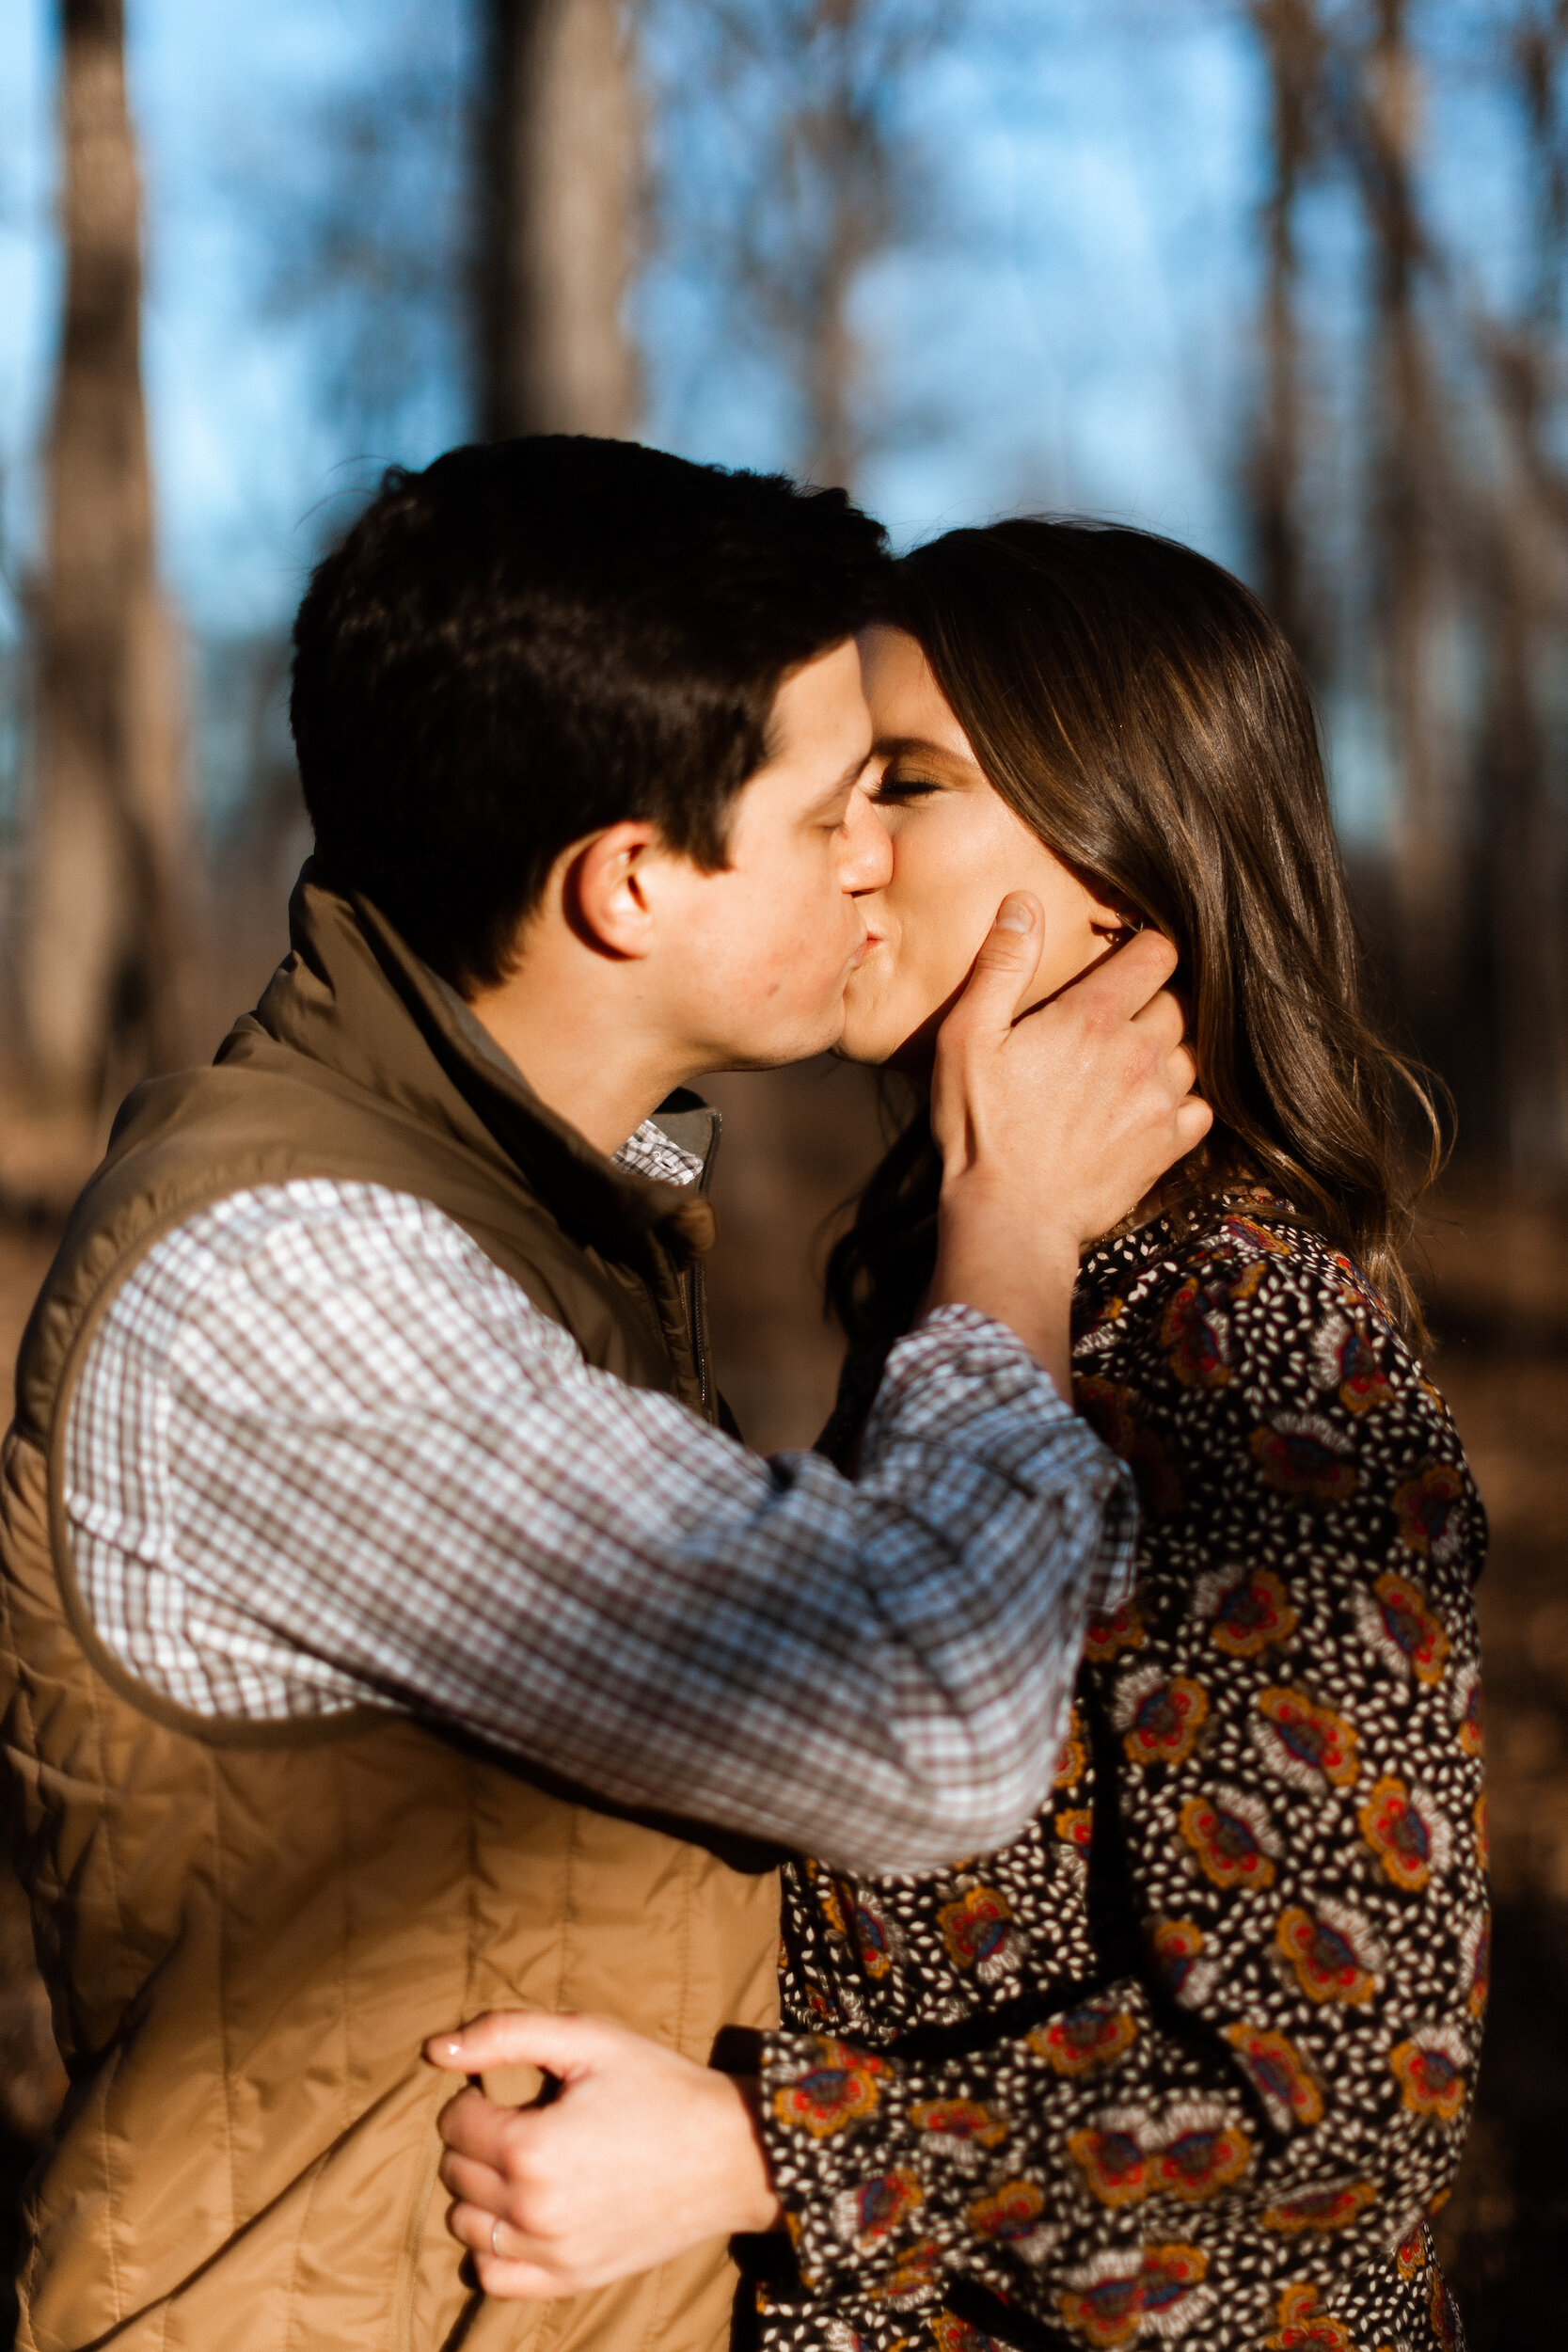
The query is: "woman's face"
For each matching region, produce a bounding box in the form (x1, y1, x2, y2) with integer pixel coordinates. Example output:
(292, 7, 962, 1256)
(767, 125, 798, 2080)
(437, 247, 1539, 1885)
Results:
(841, 626, 1130, 1068)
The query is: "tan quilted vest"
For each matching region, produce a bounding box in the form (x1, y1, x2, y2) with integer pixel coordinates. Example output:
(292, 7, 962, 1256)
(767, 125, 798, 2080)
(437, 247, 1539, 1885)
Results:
(0, 874, 781, 2352)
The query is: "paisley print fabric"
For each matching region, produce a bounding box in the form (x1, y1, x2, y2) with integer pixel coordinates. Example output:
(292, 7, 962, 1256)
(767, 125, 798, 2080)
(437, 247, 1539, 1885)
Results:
(753, 1201, 1486, 2352)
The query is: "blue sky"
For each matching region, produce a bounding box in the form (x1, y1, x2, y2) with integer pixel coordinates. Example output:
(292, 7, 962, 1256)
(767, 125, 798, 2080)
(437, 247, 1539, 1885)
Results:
(0, 0, 1538, 839)
(0, 0, 1268, 631)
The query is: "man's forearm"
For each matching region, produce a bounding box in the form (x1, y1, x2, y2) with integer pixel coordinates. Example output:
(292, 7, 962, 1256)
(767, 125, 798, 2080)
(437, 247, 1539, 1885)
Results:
(83, 1190, 1133, 1874)
(331, 1305, 1135, 1870)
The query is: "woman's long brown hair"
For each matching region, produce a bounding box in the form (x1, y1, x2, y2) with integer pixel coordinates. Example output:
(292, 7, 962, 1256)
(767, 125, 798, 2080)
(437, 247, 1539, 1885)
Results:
(828, 519, 1443, 1357)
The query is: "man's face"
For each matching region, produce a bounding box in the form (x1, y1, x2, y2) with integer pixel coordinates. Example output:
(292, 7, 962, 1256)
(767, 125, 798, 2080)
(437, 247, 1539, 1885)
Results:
(646, 639, 891, 1071)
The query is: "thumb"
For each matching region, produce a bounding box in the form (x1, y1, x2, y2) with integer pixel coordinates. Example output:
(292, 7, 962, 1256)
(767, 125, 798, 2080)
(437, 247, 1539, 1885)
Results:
(951, 894, 1044, 1033)
(424, 2008, 610, 2083)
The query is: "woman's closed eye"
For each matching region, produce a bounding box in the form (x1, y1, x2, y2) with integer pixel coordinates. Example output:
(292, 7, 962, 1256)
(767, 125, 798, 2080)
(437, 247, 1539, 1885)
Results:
(872, 771, 946, 805)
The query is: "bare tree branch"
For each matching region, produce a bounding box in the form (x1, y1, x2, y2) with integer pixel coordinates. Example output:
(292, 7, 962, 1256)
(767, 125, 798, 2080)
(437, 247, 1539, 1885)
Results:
(644, 0, 959, 486)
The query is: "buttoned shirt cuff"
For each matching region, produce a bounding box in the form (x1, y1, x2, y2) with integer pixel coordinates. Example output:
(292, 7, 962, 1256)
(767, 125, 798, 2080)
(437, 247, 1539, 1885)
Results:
(888, 1301, 1140, 1614)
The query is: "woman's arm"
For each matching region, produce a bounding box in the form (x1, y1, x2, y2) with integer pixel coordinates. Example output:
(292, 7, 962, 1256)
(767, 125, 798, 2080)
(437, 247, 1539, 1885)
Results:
(427, 2011, 778, 2298)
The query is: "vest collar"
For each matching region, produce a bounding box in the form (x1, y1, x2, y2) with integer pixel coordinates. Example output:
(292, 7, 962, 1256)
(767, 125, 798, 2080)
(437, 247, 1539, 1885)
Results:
(242, 865, 719, 1266)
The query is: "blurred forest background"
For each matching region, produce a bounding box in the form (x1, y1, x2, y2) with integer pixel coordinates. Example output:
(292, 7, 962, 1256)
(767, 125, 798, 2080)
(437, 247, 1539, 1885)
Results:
(2, 0, 1568, 2343)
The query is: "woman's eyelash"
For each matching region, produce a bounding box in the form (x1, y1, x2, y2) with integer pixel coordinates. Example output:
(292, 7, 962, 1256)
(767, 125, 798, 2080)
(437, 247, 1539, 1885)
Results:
(874, 775, 944, 801)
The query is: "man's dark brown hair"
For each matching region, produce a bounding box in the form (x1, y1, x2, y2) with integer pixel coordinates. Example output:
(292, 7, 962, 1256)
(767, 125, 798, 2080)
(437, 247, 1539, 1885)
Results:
(290, 436, 890, 993)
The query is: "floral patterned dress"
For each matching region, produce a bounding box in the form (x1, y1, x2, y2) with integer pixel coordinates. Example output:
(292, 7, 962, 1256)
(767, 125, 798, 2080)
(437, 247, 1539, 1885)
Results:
(749, 1201, 1487, 2352)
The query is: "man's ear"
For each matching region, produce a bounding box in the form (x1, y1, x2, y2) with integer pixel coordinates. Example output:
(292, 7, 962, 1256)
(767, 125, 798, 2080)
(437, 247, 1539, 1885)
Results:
(562, 821, 664, 959)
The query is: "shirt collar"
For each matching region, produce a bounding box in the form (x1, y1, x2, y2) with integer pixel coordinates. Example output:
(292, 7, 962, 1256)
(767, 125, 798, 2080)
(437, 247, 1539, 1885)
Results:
(614, 1119, 705, 1188)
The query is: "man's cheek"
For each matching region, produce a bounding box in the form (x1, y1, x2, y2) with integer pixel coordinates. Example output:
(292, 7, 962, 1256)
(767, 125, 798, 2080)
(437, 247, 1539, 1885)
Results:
(741, 863, 852, 993)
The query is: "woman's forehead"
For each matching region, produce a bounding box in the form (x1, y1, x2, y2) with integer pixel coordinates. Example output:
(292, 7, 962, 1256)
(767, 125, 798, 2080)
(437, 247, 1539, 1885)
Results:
(862, 631, 977, 763)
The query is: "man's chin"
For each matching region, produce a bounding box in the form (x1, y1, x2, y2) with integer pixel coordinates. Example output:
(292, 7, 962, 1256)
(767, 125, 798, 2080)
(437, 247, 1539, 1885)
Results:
(693, 1009, 850, 1076)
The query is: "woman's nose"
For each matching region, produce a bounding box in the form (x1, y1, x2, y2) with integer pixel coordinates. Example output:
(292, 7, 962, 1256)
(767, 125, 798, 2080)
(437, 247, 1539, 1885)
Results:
(839, 786, 894, 894)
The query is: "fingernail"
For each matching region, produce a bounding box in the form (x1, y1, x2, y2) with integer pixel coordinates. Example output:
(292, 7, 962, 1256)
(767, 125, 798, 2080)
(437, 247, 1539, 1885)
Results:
(996, 897, 1036, 933)
(439, 2039, 464, 2058)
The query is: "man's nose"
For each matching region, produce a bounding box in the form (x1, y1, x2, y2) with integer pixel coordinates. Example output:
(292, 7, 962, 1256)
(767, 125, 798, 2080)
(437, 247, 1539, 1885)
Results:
(839, 784, 893, 895)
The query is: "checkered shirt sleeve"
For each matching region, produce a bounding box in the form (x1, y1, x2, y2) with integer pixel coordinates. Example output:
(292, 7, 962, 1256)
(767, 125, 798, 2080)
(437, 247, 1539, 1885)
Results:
(64, 1177, 1135, 1872)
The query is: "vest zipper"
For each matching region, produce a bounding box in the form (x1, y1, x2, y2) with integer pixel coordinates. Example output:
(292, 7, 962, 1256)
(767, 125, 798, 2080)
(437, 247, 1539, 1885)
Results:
(688, 1260, 712, 1418)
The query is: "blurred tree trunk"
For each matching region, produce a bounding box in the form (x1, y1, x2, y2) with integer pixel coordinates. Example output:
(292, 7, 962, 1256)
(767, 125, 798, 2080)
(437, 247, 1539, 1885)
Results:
(1354, 0, 1455, 1025)
(1248, 0, 1327, 670)
(1471, 4, 1568, 1181)
(477, 0, 641, 438)
(1473, 515, 1567, 1181)
(24, 0, 197, 1116)
(795, 0, 887, 489)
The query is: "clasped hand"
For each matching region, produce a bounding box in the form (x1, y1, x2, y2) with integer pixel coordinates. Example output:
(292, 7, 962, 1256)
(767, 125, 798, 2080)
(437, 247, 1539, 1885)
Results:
(425, 2010, 781, 2298)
